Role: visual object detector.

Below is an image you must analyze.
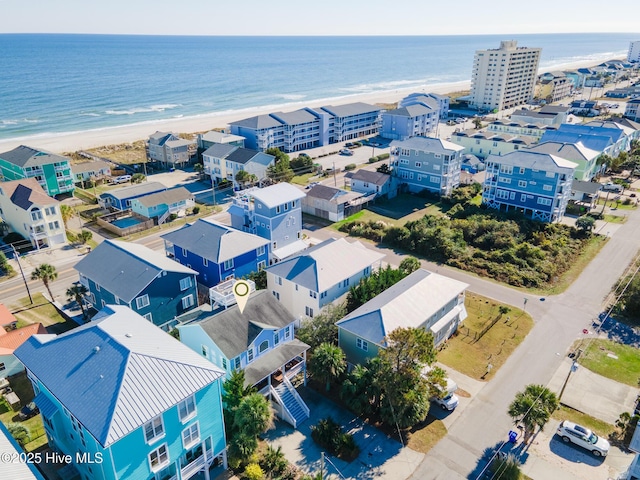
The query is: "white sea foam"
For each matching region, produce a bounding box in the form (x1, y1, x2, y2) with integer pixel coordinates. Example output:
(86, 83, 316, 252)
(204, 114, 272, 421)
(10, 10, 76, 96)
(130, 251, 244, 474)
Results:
(277, 93, 307, 100)
(105, 104, 181, 115)
(79, 113, 101, 117)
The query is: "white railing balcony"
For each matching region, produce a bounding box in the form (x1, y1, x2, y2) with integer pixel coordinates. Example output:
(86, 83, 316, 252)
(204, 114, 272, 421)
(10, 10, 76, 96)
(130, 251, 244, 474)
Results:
(181, 454, 205, 480)
(210, 278, 256, 308)
(285, 361, 304, 379)
(54, 165, 69, 172)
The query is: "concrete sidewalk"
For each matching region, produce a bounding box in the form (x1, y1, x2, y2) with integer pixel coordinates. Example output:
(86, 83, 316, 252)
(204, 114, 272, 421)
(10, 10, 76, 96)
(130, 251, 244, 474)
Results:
(262, 387, 424, 480)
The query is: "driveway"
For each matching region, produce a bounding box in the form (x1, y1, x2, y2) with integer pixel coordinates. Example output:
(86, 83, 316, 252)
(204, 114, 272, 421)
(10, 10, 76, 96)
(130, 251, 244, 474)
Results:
(263, 387, 424, 480)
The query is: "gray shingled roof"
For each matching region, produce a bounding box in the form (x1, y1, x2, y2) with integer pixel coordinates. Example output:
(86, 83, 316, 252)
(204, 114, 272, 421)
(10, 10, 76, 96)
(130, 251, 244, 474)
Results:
(349, 169, 390, 186)
(229, 114, 283, 130)
(74, 240, 196, 303)
(244, 339, 309, 386)
(272, 109, 319, 125)
(306, 184, 344, 201)
(134, 187, 194, 208)
(103, 182, 166, 200)
(161, 219, 268, 263)
(0, 145, 69, 168)
(226, 147, 261, 165)
(391, 136, 464, 154)
(572, 180, 602, 195)
(202, 143, 238, 158)
(384, 103, 433, 118)
(14, 305, 224, 448)
(320, 102, 381, 117)
(71, 160, 111, 174)
(192, 290, 295, 358)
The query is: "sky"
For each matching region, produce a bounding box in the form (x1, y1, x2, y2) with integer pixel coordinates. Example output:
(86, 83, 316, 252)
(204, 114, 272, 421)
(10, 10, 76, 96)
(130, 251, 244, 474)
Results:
(1, 0, 639, 36)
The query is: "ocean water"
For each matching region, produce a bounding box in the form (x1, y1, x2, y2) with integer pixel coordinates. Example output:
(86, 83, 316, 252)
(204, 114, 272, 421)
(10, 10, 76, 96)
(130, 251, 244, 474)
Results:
(0, 33, 636, 143)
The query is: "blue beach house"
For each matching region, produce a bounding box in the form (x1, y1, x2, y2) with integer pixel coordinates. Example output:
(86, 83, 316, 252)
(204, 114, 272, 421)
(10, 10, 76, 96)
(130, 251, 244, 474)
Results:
(229, 183, 307, 264)
(98, 181, 167, 211)
(14, 305, 228, 480)
(130, 187, 195, 223)
(161, 218, 269, 288)
(178, 290, 311, 428)
(75, 240, 199, 330)
(482, 150, 577, 222)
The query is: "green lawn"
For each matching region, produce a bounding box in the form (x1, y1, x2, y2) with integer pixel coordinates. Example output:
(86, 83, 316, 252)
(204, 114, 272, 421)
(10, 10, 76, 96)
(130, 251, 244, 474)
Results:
(602, 214, 627, 224)
(573, 339, 640, 386)
(597, 198, 637, 210)
(0, 372, 48, 452)
(438, 293, 534, 380)
(404, 416, 448, 454)
(12, 293, 70, 328)
(552, 405, 615, 438)
(290, 173, 317, 185)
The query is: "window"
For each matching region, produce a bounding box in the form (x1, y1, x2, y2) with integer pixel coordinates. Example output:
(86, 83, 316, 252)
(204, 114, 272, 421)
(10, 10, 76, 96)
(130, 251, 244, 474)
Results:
(509, 192, 516, 200)
(179, 277, 192, 291)
(182, 295, 195, 309)
(284, 202, 289, 211)
(309, 290, 317, 298)
(223, 259, 234, 270)
(305, 306, 314, 317)
(182, 422, 200, 449)
(247, 348, 254, 363)
(415, 162, 421, 168)
(356, 338, 368, 351)
(537, 197, 552, 206)
(521, 194, 527, 202)
(277, 276, 282, 286)
(48, 221, 60, 230)
(543, 184, 552, 191)
(95, 283, 101, 292)
(518, 180, 527, 188)
(430, 176, 439, 184)
(284, 326, 291, 339)
(499, 177, 511, 184)
(222, 358, 227, 370)
(144, 416, 164, 443)
(257, 245, 265, 256)
(45, 206, 56, 216)
(496, 189, 509, 200)
(149, 444, 169, 472)
(273, 333, 279, 345)
(272, 291, 280, 300)
(342, 279, 349, 288)
(499, 165, 513, 174)
(201, 345, 208, 357)
(143, 312, 153, 322)
(31, 209, 42, 221)
(519, 167, 526, 174)
(0, 363, 5, 372)
(276, 205, 281, 214)
(178, 396, 196, 422)
(203, 258, 208, 267)
(259, 340, 269, 353)
(545, 171, 555, 178)
(234, 357, 241, 370)
(433, 165, 441, 171)
(182, 248, 187, 257)
(135, 294, 150, 309)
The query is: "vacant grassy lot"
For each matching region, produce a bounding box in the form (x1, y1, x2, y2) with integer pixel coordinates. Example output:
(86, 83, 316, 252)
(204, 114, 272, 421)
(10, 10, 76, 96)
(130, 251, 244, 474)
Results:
(12, 293, 70, 329)
(438, 293, 534, 380)
(552, 405, 615, 438)
(403, 416, 448, 454)
(0, 372, 47, 452)
(83, 140, 147, 165)
(573, 338, 640, 386)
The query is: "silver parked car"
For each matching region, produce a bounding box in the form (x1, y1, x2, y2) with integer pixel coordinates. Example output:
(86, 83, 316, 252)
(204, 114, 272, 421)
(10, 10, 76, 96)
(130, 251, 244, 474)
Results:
(556, 420, 610, 457)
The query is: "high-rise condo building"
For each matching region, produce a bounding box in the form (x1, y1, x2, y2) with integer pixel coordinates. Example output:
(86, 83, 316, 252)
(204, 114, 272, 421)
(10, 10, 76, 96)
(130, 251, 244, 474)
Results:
(628, 41, 640, 63)
(470, 41, 541, 112)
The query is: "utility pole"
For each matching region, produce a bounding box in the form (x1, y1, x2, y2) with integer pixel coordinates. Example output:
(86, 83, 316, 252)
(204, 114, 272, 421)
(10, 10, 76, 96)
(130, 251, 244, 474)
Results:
(320, 452, 324, 480)
(12, 244, 32, 304)
(332, 162, 337, 187)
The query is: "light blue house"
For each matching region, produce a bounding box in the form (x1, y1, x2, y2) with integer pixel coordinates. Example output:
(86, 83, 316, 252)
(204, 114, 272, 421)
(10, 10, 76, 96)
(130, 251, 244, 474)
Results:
(380, 103, 439, 141)
(337, 269, 468, 367)
(527, 141, 600, 181)
(482, 150, 577, 222)
(130, 187, 195, 223)
(554, 123, 628, 157)
(98, 181, 167, 211)
(400, 92, 449, 118)
(178, 290, 311, 428)
(161, 218, 269, 288)
(229, 183, 307, 264)
(14, 305, 228, 480)
(75, 240, 199, 330)
(390, 137, 465, 195)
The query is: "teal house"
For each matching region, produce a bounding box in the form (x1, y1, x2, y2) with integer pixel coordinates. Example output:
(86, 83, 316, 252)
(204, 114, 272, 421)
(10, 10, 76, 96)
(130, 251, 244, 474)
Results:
(0, 145, 74, 196)
(14, 305, 228, 480)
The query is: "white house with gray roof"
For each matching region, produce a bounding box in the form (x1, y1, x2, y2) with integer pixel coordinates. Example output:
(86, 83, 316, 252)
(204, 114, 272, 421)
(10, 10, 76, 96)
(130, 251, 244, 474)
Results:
(266, 238, 384, 320)
(301, 184, 369, 221)
(202, 144, 274, 188)
(345, 169, 397, 199)
(178, 290, 311, 428)
(71, 160, 112, 185)
(390, 137, 465, 195)
(15, 305, 228, 480)
(336, 268, 468, 366)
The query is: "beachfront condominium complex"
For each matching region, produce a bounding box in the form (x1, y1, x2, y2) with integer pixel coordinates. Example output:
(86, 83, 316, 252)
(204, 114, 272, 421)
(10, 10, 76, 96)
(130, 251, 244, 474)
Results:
(470, 41, 541, 112)
(629, 41, 640, 63)
(0, 145, 74, 197)
(229, 103, 382, 153)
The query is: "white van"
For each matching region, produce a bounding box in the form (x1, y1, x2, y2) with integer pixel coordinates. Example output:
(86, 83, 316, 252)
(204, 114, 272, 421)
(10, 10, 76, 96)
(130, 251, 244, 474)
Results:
(112, 175, 132, 184)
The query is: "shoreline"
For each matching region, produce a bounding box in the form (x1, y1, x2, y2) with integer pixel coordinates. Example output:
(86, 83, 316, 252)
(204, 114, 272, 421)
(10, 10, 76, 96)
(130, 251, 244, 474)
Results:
(0, 55, 625, 155)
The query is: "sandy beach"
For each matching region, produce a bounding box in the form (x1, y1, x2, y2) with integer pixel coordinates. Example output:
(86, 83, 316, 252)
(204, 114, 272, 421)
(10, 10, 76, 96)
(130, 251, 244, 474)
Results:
(0, 57, 623, 155)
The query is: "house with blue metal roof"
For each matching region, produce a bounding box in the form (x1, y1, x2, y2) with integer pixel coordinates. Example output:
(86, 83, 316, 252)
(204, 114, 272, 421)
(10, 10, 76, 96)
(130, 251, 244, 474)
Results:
(554, 123, 629, 157)
(482, 150, 577, 222)
(161, 218, 269, 288)
(229, 183, 307, 264)
(266, 238, 385, 320)
(74, 240, 198, 330)
(337, 269, 468, 366)
(178, 290, 311, 428)
(98, 181, 167, 211)
(14, 305, 228, 480)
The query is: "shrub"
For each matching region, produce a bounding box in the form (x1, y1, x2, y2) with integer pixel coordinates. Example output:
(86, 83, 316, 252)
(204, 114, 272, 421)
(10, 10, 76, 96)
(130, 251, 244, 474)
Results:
(310, 417, 359, 460)
(244, 463, 264, 480)
(368, 157, 378, 164)
(192, 206, 200, 214)
(169, 213, 178, 221)
(376, 153, 390, 161)
(344, 163, 356, 171)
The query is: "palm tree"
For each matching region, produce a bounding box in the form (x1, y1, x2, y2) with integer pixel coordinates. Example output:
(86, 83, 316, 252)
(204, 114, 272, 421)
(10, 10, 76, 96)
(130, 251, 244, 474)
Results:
(508, 384, 558, 444)
(60, 204, 74, 228)
(7, 423, 30, 447)
(309, 343, 346, 391)
(236, 170, 258, 189)
(235, 393, 274, 438)
(31, 263, 58, 299)
(66, 282, 89, 320)
(259, 445, 287, 476)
